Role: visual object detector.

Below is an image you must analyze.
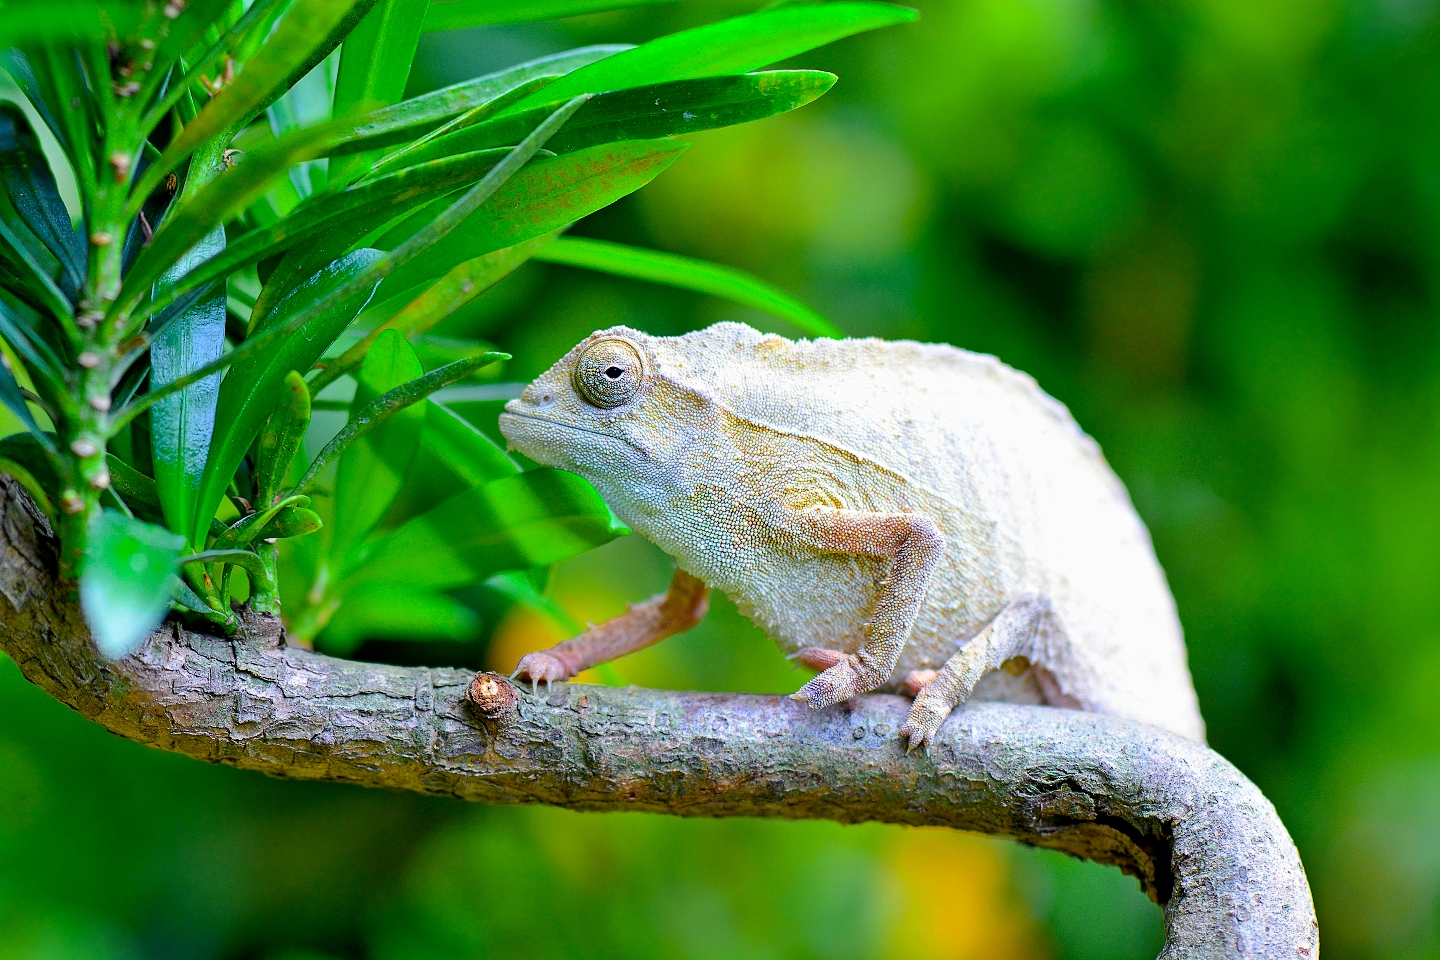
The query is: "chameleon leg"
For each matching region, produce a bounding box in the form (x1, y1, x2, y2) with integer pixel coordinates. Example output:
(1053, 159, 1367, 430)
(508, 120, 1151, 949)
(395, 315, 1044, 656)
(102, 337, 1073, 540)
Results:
(513, 569, 709, 684)
(899, 594, 1056, 751)
(783, 506, 946, 710)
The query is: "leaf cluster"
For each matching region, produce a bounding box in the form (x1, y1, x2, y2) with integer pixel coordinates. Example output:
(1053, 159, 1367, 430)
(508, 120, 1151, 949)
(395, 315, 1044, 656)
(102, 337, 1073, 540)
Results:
(0, 0, 913, 657)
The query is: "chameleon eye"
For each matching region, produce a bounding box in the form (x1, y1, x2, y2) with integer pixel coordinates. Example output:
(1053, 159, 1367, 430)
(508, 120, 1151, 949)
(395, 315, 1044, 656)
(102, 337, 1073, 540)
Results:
(575, 337, 645, 408)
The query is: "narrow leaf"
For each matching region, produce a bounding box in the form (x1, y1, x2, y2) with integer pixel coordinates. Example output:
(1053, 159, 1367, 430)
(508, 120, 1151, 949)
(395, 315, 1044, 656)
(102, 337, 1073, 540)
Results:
(119, 96, 587, 456)
(536, 237, 841, 337)
(359, 75, 557, 181)
(255, 503, 322, 539)
(0, 49, 68, 155)
(0, 455, 55, 520)
(0, 431, 59, 496)
(326, 45, 625, 154)
(402, 71, 837, 164)
(425, 398, 517, 484)
(0, 217, 73, 325)
(81, 510, 185, 659)
(502, 2, 916, 115)
(254, 370, 311, 508)
(121, 119, 347, 311)
(0, 293, 64, 383)
(294, 348, 508, 495)
(106, 453, 164, 522)
(150, 226, 227, 541)
(377, 138, 687, 297)
(211, 494, 311, 550)
(345, 467, 622, 588)
(423, 0, 672, 32)
(329, 0, 431, 184)
(136, 0, 368, 200)
(313, 232, 552, 393)
(330, 330, 426, 560)
(193, 248, 386, 546)
(0, 101, 80, 294)
(155, 147, 517, 314)
(180, 548, 275, 592)
(0, 351, 49, 446)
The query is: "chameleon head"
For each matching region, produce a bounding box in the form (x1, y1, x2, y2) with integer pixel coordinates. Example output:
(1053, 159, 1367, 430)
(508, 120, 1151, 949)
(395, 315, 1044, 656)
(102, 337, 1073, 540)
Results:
(498, 325, 709, 506)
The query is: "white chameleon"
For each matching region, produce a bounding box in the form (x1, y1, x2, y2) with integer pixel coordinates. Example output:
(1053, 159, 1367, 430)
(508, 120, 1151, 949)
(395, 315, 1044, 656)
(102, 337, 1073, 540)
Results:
(497, 322, 1205, 748)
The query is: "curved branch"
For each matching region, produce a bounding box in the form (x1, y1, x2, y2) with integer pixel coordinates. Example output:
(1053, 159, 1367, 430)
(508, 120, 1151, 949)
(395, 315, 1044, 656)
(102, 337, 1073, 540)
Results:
(0, 478, 1318, 959)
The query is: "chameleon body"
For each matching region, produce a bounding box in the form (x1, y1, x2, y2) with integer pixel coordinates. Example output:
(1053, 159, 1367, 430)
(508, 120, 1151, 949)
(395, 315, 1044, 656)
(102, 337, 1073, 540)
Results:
(498, 322, 1205, 747)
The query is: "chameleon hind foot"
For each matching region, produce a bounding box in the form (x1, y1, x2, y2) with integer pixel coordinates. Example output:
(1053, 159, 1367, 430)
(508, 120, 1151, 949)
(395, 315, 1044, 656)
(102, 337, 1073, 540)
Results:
(899, 594, 1058, 752)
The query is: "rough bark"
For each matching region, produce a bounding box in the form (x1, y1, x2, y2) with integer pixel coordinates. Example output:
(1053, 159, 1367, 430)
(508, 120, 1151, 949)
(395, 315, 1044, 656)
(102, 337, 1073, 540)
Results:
(0, 477, 1318, 958)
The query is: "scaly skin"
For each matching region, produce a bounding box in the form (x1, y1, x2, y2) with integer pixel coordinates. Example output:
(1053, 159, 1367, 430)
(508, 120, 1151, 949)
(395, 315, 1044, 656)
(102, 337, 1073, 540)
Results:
(499, 322, 1205, 746)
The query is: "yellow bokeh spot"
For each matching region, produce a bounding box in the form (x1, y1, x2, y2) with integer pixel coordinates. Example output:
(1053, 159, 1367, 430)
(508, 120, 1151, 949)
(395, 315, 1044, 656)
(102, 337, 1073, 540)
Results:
(883, 829, 1048, 960)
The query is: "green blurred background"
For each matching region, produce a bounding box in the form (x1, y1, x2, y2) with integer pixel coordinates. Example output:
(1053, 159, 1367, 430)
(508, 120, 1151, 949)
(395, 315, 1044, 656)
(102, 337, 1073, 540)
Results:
(4, 0, 1439, 955)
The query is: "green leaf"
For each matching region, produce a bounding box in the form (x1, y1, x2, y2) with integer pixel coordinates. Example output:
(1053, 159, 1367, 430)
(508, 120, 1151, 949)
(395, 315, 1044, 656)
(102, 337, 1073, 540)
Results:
(114, 96, 588, 443)
(255, 503, 323, 539)
(80, 510, 185, 659)
(0, 274, 66, 383)
(326, 45, 625, 154)
(0, 216, 73, 323)
(0, 49, 69, 155)
(358, 76, 558, 182)
(424, 399, 517, 484)
(0, 454, 54, 520)
(377, 138, 687, 297)
(160, 147, 518, 315)
(211, 494, 312, 551)
(369, 398, 517, 533)
(106, 453, 164, 522)
(135, 0, 372, 201)
(0, 2, 131, 52)
(295, 347, 508, 496)
(536, 237, 841, 337)
(254, 370, 312, 509)
(141, 0, 290, 138)
(314, 232, 553, 393)
(329, 0, 432, 184)
(423, 0, 672, 31)
(0, 349, 48, 447)
(400, 71, 837, 164)
(121, 119, 348, 316)
(346, 467, 623, 588)
(193, 248, 385, 547)
(0, 431, 59, 511)
(501, 2, 916, 115)
(330, 330, 426, 560)
(150, 226, 227, 540)
(320, 587, 479, 655)
(0, 103, 82, 295)
(180, 548, 275, 593)
(151, 0, 237, 76)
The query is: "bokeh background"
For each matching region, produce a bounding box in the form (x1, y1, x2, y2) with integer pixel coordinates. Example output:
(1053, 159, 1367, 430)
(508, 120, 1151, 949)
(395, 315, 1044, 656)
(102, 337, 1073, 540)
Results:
(5, 0, 1440, 956)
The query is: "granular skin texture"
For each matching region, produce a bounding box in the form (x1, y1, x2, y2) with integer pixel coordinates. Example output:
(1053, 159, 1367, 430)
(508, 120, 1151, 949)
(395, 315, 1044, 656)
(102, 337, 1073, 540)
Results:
(500, 322, 1205, 744)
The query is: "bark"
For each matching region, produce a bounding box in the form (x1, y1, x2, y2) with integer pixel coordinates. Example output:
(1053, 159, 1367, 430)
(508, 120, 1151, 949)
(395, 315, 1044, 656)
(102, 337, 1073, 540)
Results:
(0, 477, 1318, 958)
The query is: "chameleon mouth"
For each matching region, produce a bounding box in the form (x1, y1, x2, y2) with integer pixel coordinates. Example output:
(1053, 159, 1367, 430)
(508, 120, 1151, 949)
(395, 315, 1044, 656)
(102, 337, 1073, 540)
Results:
(498, 411, 640, 451)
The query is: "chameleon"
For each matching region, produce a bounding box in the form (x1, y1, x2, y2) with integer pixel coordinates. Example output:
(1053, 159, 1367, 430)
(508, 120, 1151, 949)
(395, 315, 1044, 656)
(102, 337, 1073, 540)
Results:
(496, 322, 1205, 748)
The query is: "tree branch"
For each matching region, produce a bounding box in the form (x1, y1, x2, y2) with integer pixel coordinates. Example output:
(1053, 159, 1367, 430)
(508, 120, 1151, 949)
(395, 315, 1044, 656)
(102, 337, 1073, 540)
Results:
(0, 477, 1318, 959)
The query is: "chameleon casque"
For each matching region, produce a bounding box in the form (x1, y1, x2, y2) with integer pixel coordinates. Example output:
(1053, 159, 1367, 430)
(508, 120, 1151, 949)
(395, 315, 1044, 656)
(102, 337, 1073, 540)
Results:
(496, 322, 1205, 749)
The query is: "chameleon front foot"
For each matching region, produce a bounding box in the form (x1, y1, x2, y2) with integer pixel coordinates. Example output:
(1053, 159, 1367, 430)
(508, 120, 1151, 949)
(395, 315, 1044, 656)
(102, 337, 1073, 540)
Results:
(514, 651, 572, 684)
(790, 654, 881, 709)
